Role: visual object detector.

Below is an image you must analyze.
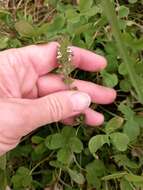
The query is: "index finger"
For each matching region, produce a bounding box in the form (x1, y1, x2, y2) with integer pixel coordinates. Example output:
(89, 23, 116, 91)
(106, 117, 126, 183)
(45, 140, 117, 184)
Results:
(3, 42, 107, 76)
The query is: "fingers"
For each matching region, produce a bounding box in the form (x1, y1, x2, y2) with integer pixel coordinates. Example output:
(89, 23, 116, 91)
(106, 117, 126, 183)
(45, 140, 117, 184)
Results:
(23, 91, 91, 133)
(62, 108, 104, 127)
(37, 74, 116, 104)
(71, 46, 107, 71)
(1, 42, 107, 77)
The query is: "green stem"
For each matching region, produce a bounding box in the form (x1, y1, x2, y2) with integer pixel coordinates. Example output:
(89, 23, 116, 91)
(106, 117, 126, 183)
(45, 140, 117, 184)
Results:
(101, 0, 143, 104)
(29, 151, 54, 175)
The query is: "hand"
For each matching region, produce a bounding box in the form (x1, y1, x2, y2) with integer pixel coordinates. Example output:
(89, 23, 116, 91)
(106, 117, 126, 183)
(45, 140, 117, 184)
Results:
(0, 42, 116, 155)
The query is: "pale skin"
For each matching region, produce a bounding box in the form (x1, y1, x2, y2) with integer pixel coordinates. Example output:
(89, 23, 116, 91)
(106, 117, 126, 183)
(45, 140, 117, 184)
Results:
(0, 42, 116, 155)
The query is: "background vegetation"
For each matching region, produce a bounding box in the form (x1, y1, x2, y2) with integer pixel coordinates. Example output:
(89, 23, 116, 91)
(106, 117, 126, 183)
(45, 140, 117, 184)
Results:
(0, 0, 143, 189)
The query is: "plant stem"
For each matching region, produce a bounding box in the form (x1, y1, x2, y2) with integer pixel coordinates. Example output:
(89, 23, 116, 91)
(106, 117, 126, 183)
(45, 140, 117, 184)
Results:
(101, 0, 143, 104)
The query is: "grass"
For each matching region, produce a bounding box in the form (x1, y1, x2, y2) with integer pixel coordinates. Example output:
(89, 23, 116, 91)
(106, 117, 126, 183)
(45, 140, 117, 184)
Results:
(0, 0, 143, 190)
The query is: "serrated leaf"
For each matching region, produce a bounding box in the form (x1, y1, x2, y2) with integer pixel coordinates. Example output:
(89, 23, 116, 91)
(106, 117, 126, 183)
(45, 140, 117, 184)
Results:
(110, 132, 130, 151)
(105, 116, 124, 134)
(68, 168, 85, 185)
(45, 133, 64, 150)
(89, 135, 110, 154)
(69, 137, 83, 153)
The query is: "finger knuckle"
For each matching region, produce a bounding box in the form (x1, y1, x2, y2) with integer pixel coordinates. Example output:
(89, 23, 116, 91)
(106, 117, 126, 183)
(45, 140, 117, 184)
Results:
(47, 96, 64, 122)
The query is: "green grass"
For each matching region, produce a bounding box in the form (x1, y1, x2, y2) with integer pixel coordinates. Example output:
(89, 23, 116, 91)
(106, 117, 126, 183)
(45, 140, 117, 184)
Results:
(0, 0, 143, 189)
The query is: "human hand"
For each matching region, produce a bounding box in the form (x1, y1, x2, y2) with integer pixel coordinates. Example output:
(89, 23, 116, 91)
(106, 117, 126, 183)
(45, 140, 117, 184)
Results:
(0, 42, 116, 155)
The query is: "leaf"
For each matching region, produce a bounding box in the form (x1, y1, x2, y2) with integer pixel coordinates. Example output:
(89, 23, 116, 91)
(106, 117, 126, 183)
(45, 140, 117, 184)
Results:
(118, 63, 128, 75)
(12, 167, 32, 189)
(101, 71, 118, 87)
(61, 127, 76, 143)
(57, 148, 72, 164)
(123, 120, 140, 141)
(117, 5, 130, 18)
(125, 174, 143, 183)
(120, 179, 133, 190)
(110, 132, 130, 151)
(79, 0, 93, 11)
(68, 168, 85, 185)
(49, 160, 65, 169)
(120, 79, 131, 92)
(47, 14, 65, 33)
(0, 37, 9, 49)
(128, 0, 137, 3)
(86, 160, 106, 185)
(31, 136, 44, 144)
(118, 103, 134, 119)
(45, 133, 64, 150)
(114, 154, 139, 169)
(0, 154, 6, 170)
(69, 137, 83, 153)
(88, 135, 110, 154)
(105, 116, 124, 134)
(102, 172, 127, 181)
(15, 20, 35, 37)
(0, 169, 7, 190)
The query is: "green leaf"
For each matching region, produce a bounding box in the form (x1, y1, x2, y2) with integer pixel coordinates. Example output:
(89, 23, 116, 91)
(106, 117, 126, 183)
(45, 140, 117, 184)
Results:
(86, 160, 106, 186)
(47, 14, 65, 33)
(120, 179, 133, 190)
(57, 148, 72, 164)
(89, 135, 110, 154)
(68, 168, 85, 185)
(114, 154, 139, 169)
(61, 126, 76, 143)
(123, 120, 140, 141)
(117, 6, 130, 18)
(79, 0, 93, 11)
(45, 133, 64, 150)
(105, 116, 124, 134)
(118, 103, 134, 119)
(120, 79, 131, 92)
(0, 154, 6, 170)
(15, 20, 35, 37)
(110, 132, 130, 151)
(0, 169, 7, 190)
(128, 0, 137, 3)
(69, 137, 83, 153)
(118, 63, 128, 75)
(0, 37, 9, 50)
(31, 136, 44, 144)
(101, 71, 118, 87)
(125, 174, 143, 183)
(102, 172, 127, 181)
(12, 167, 32, 189)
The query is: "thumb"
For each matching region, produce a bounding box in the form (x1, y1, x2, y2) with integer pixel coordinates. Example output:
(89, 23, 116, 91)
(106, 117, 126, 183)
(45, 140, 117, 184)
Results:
(27, 91, 91, 129)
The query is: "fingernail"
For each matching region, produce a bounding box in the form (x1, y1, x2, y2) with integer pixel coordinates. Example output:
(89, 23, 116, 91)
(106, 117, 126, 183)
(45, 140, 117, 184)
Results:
(71, 92, 91, 111)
